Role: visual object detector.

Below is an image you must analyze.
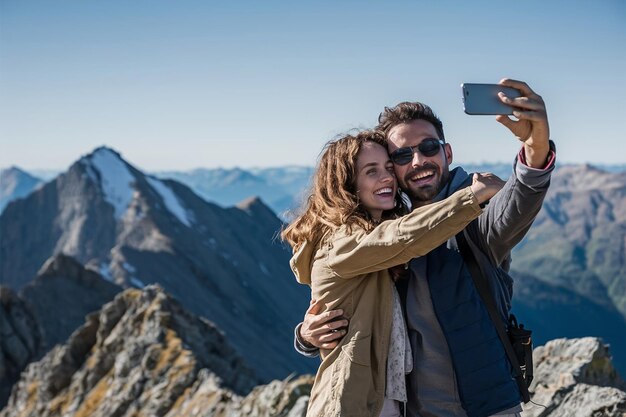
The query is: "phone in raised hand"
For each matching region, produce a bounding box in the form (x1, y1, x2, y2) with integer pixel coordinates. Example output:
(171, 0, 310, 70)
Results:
(461, 83, 521, 115)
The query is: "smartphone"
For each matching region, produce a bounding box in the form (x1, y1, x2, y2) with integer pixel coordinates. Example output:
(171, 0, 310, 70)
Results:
(461, 83, 521, 115)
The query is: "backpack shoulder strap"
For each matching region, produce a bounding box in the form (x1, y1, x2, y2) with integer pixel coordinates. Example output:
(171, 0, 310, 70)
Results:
(455, 230, 531, 403)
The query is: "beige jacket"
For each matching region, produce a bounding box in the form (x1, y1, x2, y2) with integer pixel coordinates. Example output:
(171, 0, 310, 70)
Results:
(290, 186, 482, 417)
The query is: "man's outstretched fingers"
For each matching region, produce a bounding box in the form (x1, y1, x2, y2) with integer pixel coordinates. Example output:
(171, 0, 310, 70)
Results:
(499, 78, 537, 97)
(309, 309, 343, 329)
(301, 303, 347, 348)
(310, 316, 347, 336)
(321, 318, 347, 330)
(512, 110, 545, 122)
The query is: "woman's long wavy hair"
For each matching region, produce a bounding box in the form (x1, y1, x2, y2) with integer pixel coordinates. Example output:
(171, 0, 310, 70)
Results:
(281, 129, 406, 251)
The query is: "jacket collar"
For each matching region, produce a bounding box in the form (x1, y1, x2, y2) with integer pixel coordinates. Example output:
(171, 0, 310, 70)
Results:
(433, 166, 471, 203)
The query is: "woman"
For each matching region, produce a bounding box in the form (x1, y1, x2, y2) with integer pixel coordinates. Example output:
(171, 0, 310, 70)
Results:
(281, 130, 501, 417)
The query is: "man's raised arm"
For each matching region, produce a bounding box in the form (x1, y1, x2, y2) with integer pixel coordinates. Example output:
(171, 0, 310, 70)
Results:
(473, 79, 556, 265)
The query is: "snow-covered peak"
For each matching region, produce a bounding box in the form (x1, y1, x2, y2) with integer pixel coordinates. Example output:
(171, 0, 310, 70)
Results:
(80, 147, 135, 219)
(146, 176, 195, 227)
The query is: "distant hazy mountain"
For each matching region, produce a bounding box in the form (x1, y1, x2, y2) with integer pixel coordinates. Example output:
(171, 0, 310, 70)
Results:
(0, 167, 42, 213)
(155, 163, 522, 219)
(453, 162, 515, 179)
(159, 163, 624, 220)
(0, 147, 314, 382)
(26, 169, 61, 181)
(458, 162, 625, 179)
(10, 163, 623, 220)
(592, 163, 626, 173)
(156, 166, 313, 220)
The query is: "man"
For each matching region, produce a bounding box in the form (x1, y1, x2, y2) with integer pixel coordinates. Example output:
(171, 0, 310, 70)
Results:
(294, 79, 555, 417)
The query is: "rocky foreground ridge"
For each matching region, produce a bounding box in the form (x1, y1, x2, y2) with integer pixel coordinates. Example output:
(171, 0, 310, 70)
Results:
(0, 287, 41, 407)
(0, 254, 123, 407)
(1, 285, 624, 417)
(1, 286, 267, 417)
(524, 337, 626, 416)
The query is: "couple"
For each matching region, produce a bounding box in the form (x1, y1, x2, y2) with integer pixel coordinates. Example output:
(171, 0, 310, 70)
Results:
(282, 79, 555, 417)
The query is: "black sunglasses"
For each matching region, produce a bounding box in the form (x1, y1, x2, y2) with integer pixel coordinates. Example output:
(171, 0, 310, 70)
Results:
(389, 138, 445, 165)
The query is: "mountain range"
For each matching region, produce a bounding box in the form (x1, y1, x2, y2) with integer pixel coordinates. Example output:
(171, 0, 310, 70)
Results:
(1, 164, 314, 221)
(2, 152, 626, 378)
(4, 162, 624, 218)
(0, 147, 314, 384)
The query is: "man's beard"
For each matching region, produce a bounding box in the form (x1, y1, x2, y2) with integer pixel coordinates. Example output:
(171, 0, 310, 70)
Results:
(402, 164, 450, 204)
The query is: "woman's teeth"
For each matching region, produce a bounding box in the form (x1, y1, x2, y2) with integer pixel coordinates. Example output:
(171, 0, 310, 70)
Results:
(375, 188, 393, 195)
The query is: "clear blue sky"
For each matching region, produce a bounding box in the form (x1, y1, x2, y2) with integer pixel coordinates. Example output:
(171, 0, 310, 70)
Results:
(1, 0, 625, 171)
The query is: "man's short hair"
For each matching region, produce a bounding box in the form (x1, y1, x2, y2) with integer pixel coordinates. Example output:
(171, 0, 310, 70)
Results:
(377, 101, 445, 142)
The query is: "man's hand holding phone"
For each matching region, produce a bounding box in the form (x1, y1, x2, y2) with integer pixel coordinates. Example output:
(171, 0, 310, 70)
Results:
(462, 78, 550, 169)
(495, 78, 550, 169)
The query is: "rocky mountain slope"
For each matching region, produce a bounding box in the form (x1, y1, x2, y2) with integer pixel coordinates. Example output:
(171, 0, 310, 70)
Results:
(1, 286, 623, 417)
(0, 147, 314, 382)
(0, 287, 41, 407)
(0, 285, 260, 417)
(19, 254, 123, 352)
(513, 165, 626, 324)
(0, 254, 122, 408)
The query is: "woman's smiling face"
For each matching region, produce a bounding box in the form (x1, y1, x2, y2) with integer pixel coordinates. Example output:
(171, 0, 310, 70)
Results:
(355, 141, 398, 221)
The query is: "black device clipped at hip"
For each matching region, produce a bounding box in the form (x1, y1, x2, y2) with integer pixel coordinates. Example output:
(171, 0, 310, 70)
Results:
(508, 314, 534, 388)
